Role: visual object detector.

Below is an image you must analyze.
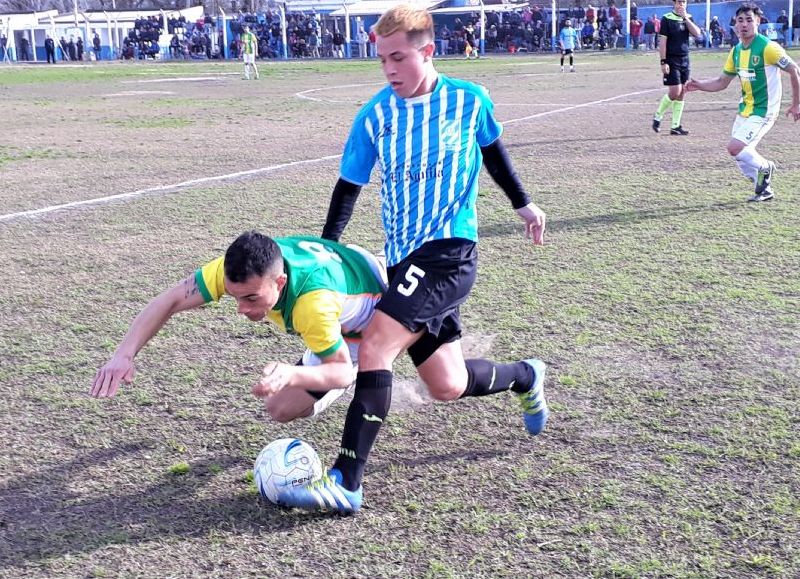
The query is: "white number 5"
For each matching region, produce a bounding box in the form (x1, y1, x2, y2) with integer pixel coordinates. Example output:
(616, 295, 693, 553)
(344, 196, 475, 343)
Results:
(397, 265, 426, 297)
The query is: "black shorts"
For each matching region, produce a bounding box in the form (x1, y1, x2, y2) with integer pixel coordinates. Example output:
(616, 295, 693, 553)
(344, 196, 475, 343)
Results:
(376, 238, 477, 366)
(561, 49, 574, 56)
(663, 57, 689, 86)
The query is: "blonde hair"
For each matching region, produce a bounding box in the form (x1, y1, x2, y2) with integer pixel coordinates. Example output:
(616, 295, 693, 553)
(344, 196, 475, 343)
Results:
(374, 4, 434, 45)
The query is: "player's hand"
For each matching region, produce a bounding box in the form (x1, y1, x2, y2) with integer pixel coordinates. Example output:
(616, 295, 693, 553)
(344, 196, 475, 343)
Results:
(252, 362, 293, 397)
(686, 78, 699, 91)
(661, 63, 670, 74)
(91, 355, 135, 398)
(786, 103, 800, 121)
(516, 202, 546, 246)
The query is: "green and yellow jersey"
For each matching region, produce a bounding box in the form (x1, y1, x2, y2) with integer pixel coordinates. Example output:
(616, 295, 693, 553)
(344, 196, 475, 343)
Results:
(723, 33, 792, 118)
(241, 31, 258, 55)
(195, 236, 383, 358)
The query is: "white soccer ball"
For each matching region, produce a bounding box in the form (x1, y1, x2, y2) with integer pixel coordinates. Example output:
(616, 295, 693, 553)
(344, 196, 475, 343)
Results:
(254, 438, 323, 504)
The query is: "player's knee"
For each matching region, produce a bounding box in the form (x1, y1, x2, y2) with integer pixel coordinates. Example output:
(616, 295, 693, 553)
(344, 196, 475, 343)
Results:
(727, 141, 744, 156)
(265, 399, 305, 423)
(424, 375, 467, 401)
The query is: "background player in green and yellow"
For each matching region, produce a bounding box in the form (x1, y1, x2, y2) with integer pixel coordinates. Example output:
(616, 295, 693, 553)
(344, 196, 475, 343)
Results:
(687, 3, 800, 202)
(240, 24, 259, 80)
(90, 231, 385, 422)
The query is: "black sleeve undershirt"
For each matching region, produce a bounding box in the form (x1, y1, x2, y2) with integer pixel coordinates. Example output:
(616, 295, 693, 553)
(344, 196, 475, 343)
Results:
(480, 140, 531, 210)
(321, 178, 362, 242)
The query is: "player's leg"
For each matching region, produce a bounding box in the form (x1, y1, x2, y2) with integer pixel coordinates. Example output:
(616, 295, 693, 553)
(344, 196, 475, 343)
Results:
(251, 59, 259, 80)
(569, 51, 575, 72)
(560, 50, 565, 71)
(669, 65, 690, 134)
(728, 115, 777, 201)
(276, 239, 473, 512)
(242, 53, 250, 79)
(654, 60, 682, 132)
(410, 323, 549, 435)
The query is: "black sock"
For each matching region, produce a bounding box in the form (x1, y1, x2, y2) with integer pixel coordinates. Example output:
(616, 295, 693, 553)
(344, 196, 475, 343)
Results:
(460, 359, 534, 397)
(570, 56, 574, 66)
(560, 56, 565, 66)
(332, 370, 392, 491)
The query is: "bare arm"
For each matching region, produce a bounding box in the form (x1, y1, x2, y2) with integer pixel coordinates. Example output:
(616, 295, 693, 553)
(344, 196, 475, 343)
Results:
(90, 275, 207, 398)
(252, 342, 355, 397)
(686, 73, 735, 93)
(784, 62, 800, 120)
(685, 16, 702, 39)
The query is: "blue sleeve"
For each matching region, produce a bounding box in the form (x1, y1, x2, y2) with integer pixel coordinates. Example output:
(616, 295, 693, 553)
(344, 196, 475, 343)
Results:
(340, 108, 377, 185)
(475, 85, 503, 147)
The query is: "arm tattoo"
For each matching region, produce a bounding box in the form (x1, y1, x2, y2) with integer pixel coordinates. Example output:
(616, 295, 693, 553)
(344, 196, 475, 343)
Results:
(183, 276, 200, 299)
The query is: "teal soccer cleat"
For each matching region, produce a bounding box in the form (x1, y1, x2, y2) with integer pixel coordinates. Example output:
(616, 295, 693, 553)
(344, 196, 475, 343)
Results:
(518, 359, 550, 435)
(276, 468, 363, 514)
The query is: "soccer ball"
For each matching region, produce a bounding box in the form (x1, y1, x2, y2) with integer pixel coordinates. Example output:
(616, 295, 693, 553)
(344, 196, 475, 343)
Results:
(254, 438, 322, 504)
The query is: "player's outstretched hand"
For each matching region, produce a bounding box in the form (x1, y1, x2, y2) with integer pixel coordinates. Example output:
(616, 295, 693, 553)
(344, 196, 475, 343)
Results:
(685, 78, 700, 92)
(786, 103, 800, 122)
(91, 355, 135, 398)
(252, 362, 293, 398)
(516, 203, 546, 246)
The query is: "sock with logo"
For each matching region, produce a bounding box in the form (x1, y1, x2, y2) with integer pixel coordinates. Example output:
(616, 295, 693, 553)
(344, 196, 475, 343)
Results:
(460, 359, 534, 398)
(332, 370, 392, 491)
(654, 94, 672, 121)
(735, 146, 768, 182)
(671, 99, 686, 128)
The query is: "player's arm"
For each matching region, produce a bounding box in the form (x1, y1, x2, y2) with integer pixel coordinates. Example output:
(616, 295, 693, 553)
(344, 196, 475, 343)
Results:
(481, 139, 546, 245)
(321, 177, 362, 242)
(253, 343, 354, 399)
(686, 70, 735, 93)
(90, 275, 207, 398)
(252, 291, 355, 397)
(778, 55, 800, 120)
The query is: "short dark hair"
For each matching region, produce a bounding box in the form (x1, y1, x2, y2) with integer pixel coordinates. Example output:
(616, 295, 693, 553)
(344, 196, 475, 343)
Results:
(224, 231, 282, 283)
(735, 3, 762, 17)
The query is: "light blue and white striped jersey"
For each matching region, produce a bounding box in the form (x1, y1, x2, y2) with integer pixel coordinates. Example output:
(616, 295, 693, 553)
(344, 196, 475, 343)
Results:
(559, 27, 579, 51)
(340, 74, 503, 266)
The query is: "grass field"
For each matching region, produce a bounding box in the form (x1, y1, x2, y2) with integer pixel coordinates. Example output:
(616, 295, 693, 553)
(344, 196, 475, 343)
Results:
(1, 51, 799, 578)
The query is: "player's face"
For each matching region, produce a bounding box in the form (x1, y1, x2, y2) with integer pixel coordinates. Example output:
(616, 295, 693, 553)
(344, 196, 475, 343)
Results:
(735, 11, 760, 41)
(225, 272, 287, 322)
(377, 31, 435, 99)
(672, 0, 687, 16)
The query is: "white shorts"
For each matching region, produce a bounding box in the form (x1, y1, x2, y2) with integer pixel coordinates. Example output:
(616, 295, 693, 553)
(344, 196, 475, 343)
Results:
(243, 53, 255, 64)
(731, 114, 775, 149)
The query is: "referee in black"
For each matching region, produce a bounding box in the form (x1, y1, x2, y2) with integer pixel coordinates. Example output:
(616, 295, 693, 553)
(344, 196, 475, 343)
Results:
(652, 0, 702, 135)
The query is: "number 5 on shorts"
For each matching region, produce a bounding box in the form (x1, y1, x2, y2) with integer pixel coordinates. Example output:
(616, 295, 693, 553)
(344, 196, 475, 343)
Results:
(397, 265, 426, 297)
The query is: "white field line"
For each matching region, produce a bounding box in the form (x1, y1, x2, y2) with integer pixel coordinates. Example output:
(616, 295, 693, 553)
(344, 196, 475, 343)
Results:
(496, 100, 730, 106)
(296, 82, 384, 102)
(1, 85, 660, 223)
(504, 88, 660, 124)
(0, 155, 342, 222)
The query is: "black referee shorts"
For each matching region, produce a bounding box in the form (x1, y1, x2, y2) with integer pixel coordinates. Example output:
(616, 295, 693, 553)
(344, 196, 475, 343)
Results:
(663, 57, 690, 86)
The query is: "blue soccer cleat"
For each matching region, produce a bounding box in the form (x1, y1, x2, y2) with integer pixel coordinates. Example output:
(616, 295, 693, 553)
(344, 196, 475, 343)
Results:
(276, 468, 363, 514)
(518, 359, 549, 435)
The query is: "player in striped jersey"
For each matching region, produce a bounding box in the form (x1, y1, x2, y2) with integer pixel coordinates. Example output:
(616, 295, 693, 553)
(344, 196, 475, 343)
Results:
(90, 231, 385, 423)
(687, 4, 800, 202)
(278, 5, 548, 514)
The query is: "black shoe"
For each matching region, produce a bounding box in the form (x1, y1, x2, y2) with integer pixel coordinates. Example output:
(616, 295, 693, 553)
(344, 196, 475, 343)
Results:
(747, 188, 774, 202)
(754, 162, 775, 195)
(670, 126, 689, 135)
(652, 118, 660, 133)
